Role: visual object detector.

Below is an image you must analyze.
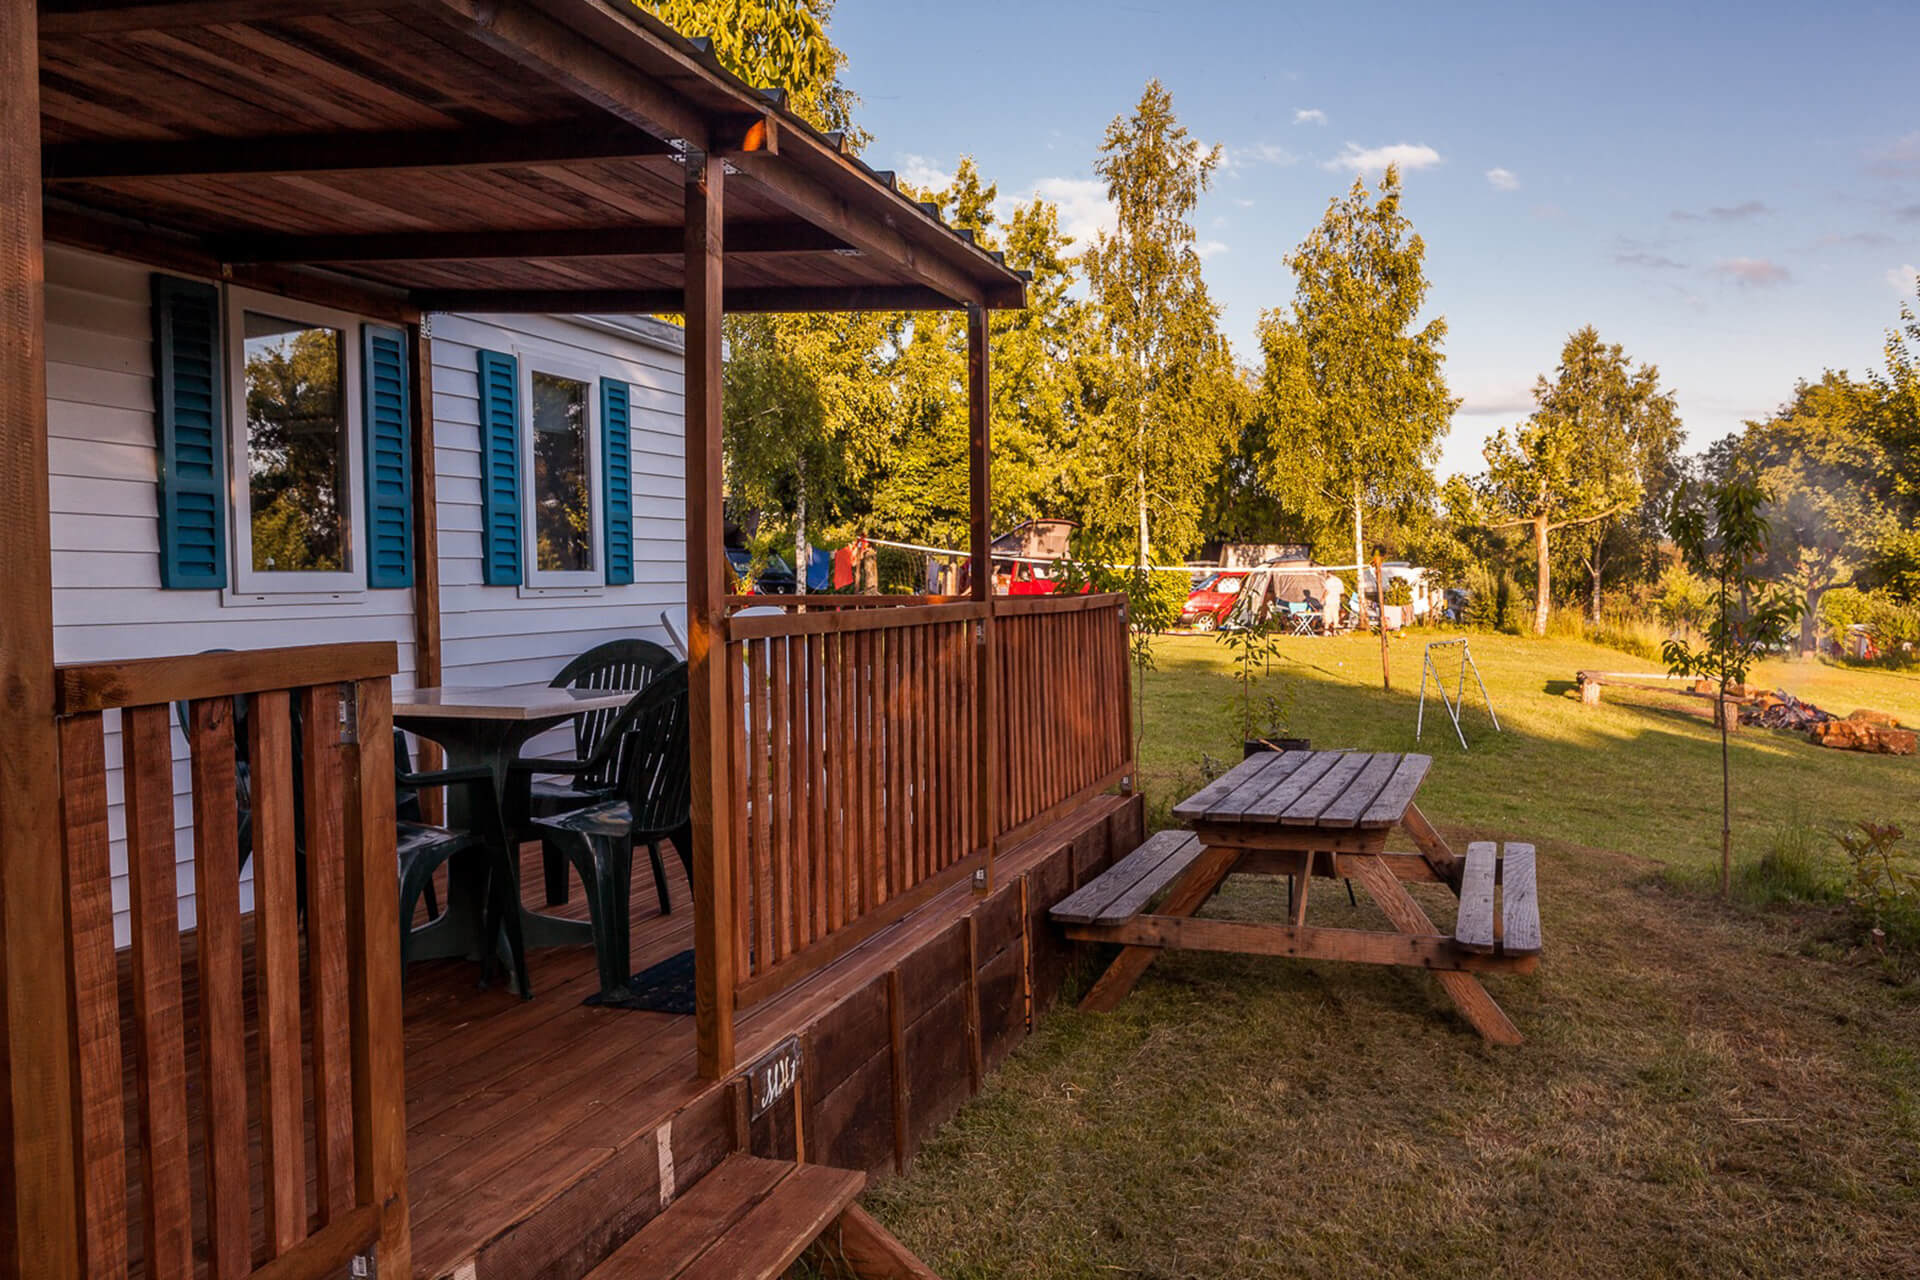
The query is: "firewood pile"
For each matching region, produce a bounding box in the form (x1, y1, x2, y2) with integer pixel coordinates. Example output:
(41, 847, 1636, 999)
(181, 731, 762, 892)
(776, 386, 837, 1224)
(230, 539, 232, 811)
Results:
(1738, 694, 1915, 755)
(1737, 690, 1832, 732)
(1809, 713, 1917, 756)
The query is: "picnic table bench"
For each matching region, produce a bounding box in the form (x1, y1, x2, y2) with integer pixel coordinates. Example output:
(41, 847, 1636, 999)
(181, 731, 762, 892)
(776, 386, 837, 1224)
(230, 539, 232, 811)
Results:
(1052, 749, 1541, 1043)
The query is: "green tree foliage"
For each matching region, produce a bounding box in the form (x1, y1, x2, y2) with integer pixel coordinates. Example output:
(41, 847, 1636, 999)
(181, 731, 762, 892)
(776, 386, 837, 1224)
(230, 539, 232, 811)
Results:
(1714, 373, 1894, 653)
(1079, 80, 1238, 564)
(640, 0, 859, 135)
(1865, 281, 1920, 600)
(869, 161, 1092, 547)
(1252, 166, 1455, 576)
(1663, 471, 1801, 897)
(1475, 327, 1679, 635)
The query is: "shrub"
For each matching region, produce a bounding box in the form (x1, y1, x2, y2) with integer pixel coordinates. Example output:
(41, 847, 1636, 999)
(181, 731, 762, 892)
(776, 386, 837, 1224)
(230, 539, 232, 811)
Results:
(1054, 561, 1190, 631)
(1821, 587, 1920, 658)
(1838, 821, 1920, 952)
(1384, 577, 1414, 607)
(1655, 564, 1714, 636)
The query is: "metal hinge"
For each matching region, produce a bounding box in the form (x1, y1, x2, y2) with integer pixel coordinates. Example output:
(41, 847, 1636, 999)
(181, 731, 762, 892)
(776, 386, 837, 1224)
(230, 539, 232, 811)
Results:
(350, 1254, 376, 1279)
(338, 685, 359, 745)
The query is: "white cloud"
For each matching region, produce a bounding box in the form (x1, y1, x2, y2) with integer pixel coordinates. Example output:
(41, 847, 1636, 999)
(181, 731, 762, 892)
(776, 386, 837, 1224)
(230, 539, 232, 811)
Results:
(1714, 257, 1791, 287)
(1029, 176, 1116, 245)
(1233, 197, 1256, 208)
(1868, 132, 1920, 178)
(1293, 108, 1327, 126)
(1890, 264, 1919, 293)
(1222, 142, 1297, 170)
(896, 153, 956, 194)
(1671, 200, 1770, 223)
(1196, 240, 1229, 259)
(1323, 142, 1441, 174)
(1485, 167, 1519, 191)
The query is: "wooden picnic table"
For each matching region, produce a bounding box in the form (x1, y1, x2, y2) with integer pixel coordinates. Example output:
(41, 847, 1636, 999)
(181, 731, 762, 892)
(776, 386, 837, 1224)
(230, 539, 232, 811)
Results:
(1055, 749, 1539, 1043)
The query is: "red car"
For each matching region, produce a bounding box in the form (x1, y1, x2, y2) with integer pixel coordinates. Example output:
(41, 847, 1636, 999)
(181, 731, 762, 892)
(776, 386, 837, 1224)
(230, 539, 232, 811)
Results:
(1180, 570, 1249, 631)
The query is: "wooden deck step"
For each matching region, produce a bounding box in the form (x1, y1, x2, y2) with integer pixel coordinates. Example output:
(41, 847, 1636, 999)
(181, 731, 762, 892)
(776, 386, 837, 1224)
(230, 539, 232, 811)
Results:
(586, 1154, 864, 1280)
(1050, 829, 1203, 926)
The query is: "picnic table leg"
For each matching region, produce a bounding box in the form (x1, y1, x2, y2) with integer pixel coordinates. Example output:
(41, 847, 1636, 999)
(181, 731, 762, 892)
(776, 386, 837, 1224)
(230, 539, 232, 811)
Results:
(1400, 802, 1462, 886)
(1080, 843, 1240, 1013)
(1345, 855, 1522, 1045)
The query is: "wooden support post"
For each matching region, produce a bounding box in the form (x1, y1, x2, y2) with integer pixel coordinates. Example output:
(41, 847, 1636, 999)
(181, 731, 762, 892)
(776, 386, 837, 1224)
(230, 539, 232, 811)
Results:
(686, 151, 737, 1080)
(966, 305, 997, 891)
(407, 321, 445, 821)
(1373, 554, 1391, 691)
(0, 0, 83, 1268)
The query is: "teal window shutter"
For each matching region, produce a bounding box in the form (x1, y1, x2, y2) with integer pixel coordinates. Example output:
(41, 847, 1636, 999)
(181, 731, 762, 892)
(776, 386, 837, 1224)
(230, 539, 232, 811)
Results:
(362, 325, 413, 588)
(600, 378, 634, 586)
(150, 274, 228, 589)
(475, 349, 522, 586)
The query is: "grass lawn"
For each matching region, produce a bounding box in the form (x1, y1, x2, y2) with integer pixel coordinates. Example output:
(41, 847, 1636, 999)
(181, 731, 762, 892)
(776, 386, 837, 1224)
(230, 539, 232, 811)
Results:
(859, 631, 1920, 1278)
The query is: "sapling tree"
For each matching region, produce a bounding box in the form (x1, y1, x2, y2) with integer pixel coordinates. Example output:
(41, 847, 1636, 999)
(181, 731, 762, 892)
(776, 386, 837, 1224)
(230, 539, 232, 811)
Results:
(1216, 606, 1286, 746)
(1662, 472, 1801, 897)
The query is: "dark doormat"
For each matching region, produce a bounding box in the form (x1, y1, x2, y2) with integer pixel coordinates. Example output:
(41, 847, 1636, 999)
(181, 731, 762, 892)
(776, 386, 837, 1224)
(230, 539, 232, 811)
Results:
(588, 947, 696, 1014)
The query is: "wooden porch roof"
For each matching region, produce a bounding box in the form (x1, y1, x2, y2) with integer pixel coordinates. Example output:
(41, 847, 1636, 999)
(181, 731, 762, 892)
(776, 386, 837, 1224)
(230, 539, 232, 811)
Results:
(35, 0, 1028, 317)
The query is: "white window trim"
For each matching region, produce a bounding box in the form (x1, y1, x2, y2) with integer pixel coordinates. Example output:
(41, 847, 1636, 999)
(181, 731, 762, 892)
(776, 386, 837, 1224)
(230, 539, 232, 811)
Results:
(224, 287, 368, 598)
(517, 351, 604, 591)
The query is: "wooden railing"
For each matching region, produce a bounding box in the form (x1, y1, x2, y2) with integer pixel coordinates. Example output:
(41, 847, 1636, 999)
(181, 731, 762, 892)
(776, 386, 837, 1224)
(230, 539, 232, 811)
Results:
(53, 644, 409, 1280)
(994, 594, 1133, 835)
(725, 594, 1131, 1006)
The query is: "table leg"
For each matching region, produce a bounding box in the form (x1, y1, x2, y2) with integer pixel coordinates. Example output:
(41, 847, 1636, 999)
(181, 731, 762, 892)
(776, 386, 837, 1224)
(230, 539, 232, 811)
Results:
(1344, 854, 1521, 1045)
(1400, 802, 1461, 885)
(1080, 843, 1241, 1013)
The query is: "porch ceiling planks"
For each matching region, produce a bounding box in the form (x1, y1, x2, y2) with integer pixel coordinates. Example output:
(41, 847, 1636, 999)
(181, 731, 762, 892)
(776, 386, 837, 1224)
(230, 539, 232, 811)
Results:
(33, 0, 1026, 314)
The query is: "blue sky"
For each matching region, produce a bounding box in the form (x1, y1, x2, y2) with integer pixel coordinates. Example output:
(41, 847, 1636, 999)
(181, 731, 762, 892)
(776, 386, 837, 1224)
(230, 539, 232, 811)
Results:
(830, 0, 1920, 476)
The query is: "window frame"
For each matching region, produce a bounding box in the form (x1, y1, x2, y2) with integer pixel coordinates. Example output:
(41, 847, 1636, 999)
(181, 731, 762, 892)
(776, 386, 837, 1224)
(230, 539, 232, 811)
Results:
(222, 287, 368, 599)
(516, 351, 605, 593)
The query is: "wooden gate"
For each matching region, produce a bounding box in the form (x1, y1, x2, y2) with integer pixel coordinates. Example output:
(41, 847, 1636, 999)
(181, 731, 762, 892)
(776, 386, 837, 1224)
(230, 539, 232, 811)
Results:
(54, 644, 409, 1280)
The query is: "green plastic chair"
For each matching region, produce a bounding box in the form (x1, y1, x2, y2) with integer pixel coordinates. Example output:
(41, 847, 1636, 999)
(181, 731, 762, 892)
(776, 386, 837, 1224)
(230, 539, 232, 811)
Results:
(521, 664, 691, 1004)
(528, 637, 679, 905)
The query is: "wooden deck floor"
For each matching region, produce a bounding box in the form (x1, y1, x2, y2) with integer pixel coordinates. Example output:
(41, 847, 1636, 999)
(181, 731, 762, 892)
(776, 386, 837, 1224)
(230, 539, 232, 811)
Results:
(401, 852, 706, 1278)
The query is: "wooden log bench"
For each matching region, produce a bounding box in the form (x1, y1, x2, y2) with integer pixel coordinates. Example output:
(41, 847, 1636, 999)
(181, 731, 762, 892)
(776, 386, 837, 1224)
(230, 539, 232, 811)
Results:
(586, 1154, 937, 1280)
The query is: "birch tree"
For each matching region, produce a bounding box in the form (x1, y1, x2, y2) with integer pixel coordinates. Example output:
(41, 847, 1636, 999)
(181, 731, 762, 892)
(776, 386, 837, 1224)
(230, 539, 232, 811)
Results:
(1253, 166, 1454, 573)
(1080, 80, 1237, 563)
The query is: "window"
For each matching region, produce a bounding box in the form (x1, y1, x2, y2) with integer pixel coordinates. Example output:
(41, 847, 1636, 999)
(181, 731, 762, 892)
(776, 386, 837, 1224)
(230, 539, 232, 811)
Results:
(520, 359, 603, 590)
(531, 371, 593, 573)
(226, 291, 365, 595)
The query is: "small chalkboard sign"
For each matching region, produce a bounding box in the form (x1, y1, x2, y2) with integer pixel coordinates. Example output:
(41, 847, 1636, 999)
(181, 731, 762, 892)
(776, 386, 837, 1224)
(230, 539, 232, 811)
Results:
(748, 1036, 802, 1120)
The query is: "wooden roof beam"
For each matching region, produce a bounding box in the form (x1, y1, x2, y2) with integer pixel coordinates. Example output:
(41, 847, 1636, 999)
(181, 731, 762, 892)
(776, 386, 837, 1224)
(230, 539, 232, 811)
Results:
(427, 0, 771, 156)
(42, 122, 674, 182)
(216, 221, 849, 264)
(409, 284, 964, 315)
(37, 0, 391, 38)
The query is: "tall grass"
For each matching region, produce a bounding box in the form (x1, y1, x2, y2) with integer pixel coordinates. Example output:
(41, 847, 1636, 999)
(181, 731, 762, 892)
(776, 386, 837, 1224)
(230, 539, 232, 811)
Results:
(1544, 607, 1672, 664)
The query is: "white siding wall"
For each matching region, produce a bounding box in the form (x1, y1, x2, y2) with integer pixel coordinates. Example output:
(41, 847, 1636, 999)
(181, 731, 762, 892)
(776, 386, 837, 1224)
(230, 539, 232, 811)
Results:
(428, 311, 686, 695)
(45, 247, 688, 945)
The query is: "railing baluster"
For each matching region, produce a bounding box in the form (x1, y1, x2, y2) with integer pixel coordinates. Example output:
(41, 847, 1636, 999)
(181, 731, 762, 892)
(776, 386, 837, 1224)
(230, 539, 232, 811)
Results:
(186, 696, 249, 1280)
(248, 689, 307, 1256)
(299, 683, 355, 1224)
(728, 638, 751, 970)
(122, 702, 192, 1280)
(57, 712, 128, 1280)
(768, 636, 791, 963)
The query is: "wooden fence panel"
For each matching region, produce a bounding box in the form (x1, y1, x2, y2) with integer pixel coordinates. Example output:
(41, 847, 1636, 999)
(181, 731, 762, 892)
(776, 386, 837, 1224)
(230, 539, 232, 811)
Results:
(51, 645, 403, 1280)
(727, 596, 1129, 1006)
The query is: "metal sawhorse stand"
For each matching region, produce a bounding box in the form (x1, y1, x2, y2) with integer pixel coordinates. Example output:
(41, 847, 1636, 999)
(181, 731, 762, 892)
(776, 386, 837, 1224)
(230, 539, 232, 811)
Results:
(1416, 638, 1501, 748)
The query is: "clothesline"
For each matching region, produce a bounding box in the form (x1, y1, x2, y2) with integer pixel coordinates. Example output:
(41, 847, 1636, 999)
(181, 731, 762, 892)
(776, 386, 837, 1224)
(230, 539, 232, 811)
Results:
(859, 536, 1374, 577)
